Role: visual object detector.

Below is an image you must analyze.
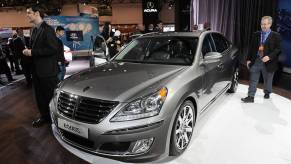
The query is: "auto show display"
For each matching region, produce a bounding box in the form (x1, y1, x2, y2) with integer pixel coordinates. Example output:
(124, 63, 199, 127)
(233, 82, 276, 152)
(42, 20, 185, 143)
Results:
(49, 31, 239, 162)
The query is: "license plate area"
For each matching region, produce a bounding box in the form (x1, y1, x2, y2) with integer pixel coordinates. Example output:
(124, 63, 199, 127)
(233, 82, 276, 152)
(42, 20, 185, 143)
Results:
(58, 118, 88, 139)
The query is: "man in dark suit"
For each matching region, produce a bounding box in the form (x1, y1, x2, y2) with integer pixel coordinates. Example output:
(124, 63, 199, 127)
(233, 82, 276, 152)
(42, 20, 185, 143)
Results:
(55, 26, 66, 81)
(23, 5, 59, 127)
(241, 16, 282, 103)
(14, 28, 33, 87)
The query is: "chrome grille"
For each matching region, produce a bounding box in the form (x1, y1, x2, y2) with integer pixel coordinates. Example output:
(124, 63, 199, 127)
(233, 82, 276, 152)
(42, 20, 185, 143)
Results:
(57, 91, 118, 124)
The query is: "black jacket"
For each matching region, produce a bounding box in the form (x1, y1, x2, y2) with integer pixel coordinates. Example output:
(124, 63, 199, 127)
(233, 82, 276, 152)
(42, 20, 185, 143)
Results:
(13, 36, 33, 63)
(30, 21, 59, 77)
(247, 31, 282, 72)
(13, 37, 25, 56)
(57, 37, 65, 65)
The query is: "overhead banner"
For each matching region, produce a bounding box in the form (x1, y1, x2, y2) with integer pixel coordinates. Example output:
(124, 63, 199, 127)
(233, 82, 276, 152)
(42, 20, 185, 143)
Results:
(44, 16, 99, 51)
(277, 0, 291, 73)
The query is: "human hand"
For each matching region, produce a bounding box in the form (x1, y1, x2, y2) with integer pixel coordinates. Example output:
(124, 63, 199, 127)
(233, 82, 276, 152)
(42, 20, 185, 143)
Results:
(247, 60, 251, 69)
(261, 56, 270, 63)
(22, 49, 32, 56)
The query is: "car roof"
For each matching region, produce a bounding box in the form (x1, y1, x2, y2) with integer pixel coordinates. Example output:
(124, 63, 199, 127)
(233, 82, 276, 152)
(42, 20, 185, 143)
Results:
(139, 31, 212, 38)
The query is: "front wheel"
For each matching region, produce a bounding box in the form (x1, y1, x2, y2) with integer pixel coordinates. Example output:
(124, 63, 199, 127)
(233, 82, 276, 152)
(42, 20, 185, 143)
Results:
(227, 67, 239, 93)
(170, 100, 196, 156)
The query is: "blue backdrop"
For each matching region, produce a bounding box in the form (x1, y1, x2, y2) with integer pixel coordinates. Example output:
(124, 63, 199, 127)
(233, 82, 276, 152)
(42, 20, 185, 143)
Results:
(277, 0, 291, 71)
(44, 16, 99, 51)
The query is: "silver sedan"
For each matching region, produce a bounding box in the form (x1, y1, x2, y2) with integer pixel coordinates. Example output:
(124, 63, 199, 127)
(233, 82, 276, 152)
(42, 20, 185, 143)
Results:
(50, 31, 239, 162)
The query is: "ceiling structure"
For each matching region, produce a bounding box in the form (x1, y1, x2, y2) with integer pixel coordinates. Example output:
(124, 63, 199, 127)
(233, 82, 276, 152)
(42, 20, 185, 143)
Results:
(0, 0, 173, 15)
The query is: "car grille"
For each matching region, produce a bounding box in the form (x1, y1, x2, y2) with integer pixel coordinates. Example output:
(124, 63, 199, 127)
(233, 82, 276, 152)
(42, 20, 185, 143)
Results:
(57, 91, 118, 124)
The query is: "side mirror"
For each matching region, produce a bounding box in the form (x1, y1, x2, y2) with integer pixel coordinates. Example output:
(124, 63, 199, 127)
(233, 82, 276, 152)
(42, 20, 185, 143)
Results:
(204, 52, 222, 63)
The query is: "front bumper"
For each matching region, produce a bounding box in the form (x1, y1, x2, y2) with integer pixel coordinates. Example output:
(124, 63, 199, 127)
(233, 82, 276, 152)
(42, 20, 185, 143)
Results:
(50, 101, 171, 162)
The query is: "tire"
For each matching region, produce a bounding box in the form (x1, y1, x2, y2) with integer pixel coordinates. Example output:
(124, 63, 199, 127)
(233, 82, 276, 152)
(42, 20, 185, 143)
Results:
(227, 67, 239, 93)
(170, 100, 196, 156)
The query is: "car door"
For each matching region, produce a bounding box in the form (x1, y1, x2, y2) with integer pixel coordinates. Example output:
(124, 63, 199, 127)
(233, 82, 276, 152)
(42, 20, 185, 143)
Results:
(211, 33, 232, 90)
(198, 34, 222, 110)
(91, 35, 109, 67)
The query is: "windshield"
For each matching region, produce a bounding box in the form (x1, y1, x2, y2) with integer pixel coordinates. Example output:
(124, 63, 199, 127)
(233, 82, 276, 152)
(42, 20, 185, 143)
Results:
(114, 36, 198, 65)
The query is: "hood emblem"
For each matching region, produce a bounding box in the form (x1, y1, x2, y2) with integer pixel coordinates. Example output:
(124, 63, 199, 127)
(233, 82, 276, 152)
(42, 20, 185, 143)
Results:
(83, 86, 92, 92)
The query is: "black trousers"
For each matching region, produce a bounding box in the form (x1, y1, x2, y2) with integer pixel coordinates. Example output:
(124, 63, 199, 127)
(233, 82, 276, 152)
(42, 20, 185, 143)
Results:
(13, 54, 22, 72)
(7, 55, 16, 72)
(21, 58, 33, 85)
(32, 74, 58, 120)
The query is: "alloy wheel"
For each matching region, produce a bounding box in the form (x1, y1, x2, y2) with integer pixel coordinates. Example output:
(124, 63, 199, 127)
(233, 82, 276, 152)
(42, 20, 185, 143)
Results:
(175, 105, 194, 150)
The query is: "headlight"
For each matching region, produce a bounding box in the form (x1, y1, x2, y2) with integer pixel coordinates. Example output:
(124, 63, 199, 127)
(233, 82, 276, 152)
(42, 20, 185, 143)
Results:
(110, 87, 167, 122)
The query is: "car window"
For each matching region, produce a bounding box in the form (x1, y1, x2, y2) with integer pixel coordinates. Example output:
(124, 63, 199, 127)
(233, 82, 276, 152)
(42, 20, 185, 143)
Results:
(116, 39, 149, 60)
(114, 36, 198, 66)
(202, 34, 214, 56)
(211, 33, 229, 53)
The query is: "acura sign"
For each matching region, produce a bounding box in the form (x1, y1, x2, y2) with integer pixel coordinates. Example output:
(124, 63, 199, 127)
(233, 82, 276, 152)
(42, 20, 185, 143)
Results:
(142, 0, 159, 26)
(143, 1, 158, 13)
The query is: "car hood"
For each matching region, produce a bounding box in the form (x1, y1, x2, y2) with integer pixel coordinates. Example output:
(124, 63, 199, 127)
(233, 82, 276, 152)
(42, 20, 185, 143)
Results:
(61, 62, 187, 102)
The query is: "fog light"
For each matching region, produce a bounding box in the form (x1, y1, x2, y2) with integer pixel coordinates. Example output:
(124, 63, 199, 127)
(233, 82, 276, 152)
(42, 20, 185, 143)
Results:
(131, 138, 154, 154)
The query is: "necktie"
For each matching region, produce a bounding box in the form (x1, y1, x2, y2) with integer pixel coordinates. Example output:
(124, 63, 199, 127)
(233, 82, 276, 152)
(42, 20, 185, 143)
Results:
(258, 32, 265, 58)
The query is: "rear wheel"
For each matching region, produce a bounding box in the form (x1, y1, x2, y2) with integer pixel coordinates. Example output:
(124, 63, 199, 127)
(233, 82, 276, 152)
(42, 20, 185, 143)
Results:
(227, 67, 239, 93)
(170, 100, 196, 156)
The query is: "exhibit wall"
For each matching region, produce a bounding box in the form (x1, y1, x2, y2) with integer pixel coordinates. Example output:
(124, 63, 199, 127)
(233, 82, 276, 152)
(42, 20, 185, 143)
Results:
(44, 16, 99, 51)
(277, 0, 291, 73)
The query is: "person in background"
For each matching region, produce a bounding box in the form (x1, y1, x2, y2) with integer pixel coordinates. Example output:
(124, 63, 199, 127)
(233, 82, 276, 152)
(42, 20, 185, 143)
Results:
(155, 20, 163, 32)
(133, 24, 145, 34)
(192, 24, 199, 31)
(101, 22, 114, 42)
(3, 39, 15, 73)
(23, 5, 59, 127)
(55, 26, 66, 81)
(11, 33, 23, 75)
(203, 22, 211, 31)
(101, 22, 115, 58)
(241, 16, 282, 103)
(0, 37, 15, 83)
(14, 28, 33, 87)
(147, 24, 154, 33)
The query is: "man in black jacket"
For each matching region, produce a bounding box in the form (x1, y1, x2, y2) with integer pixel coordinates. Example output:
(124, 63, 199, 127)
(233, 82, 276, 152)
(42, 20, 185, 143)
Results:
(55, 26, 66, 81)
(23, 5, 59, 127)
(14, 28, 33, 87)
(241, 16, 282, 103)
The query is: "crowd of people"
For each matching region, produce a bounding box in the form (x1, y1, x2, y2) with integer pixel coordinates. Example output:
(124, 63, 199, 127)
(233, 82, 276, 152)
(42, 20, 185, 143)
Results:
(0, 28, 31, 85)
(99, 20, 165, 58)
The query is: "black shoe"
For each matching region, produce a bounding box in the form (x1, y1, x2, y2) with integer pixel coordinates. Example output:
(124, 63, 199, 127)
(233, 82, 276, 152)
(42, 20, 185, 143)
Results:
(264, 93, 270, 99)
(241, 96, 254, 103)
(32, 117, 49, 128)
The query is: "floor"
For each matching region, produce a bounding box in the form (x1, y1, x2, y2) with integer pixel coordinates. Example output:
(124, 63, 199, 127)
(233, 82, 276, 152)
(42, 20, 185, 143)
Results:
(60, 84, 291, 164)
(0, 59, 291, 164)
